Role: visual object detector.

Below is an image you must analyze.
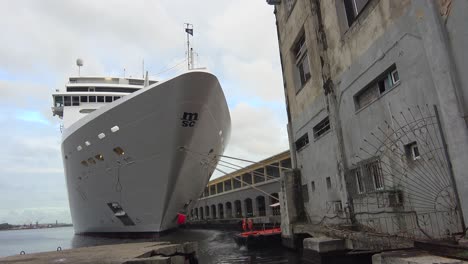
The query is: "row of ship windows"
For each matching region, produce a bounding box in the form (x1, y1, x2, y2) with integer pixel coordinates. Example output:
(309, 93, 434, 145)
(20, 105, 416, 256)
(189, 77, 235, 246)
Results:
(54, 95, 122, 107)
(80, 147, 125, 167)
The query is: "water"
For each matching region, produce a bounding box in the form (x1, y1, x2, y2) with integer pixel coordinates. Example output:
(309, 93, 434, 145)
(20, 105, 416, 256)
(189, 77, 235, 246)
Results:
(0, 227, 300, 263)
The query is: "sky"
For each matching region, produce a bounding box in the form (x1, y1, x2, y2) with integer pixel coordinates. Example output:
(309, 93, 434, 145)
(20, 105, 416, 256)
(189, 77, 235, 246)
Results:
(0, 0, 288, 225)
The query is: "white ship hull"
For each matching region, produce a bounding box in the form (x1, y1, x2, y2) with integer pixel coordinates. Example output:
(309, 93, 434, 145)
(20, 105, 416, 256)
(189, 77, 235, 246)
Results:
(61, 71, 230, 234)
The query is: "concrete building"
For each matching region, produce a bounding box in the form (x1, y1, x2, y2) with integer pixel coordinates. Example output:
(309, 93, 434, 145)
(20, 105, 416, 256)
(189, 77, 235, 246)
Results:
(270, 0, 468, 249)
(189, 151, 291, 223)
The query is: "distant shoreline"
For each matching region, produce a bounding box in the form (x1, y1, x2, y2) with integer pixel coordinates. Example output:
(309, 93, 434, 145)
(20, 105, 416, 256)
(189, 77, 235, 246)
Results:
(0, 223, 73, 231)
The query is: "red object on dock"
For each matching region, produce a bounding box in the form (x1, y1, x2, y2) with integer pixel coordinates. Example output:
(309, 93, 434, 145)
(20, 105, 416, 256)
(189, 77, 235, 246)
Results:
(177, 213, 186, 225)
(234, 227, 282, 249)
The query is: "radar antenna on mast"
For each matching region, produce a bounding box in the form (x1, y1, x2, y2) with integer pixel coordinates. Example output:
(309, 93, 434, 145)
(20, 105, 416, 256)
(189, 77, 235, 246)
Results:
(76, 58, 83, 76)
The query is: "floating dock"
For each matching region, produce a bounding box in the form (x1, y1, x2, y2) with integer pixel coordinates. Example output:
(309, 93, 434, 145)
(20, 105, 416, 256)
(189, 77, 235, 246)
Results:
(0, 241, 198, 264)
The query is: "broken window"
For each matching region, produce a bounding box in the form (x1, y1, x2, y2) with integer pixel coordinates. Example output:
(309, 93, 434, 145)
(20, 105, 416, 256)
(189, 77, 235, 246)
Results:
(343, 0, 369, 26)
(354, 64, 400, 110)
(313, 117, 331, 139)
(295, 133, 309, 152)
(292, 31, 311, 92)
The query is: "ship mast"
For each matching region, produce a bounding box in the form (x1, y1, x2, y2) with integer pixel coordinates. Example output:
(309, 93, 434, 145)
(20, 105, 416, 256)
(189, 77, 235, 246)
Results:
(184, 23, 194, 70)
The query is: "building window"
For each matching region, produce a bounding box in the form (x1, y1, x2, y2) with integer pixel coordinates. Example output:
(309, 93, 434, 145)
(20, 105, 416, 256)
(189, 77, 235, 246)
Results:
(366, 160, 384, 191)
(97, 96, 105, 103)
(292, 32, 311, 92)
(405, 142, 421, 161)
(355, 169, 365, 194)
(224, 180, 232, 191)
(295, 133, 309, 152)
(354, 64, 400, 110)
(89, 96, 96, 102)
(105, 96, 113, 103)
(54, 96, 64, 107)
(210, 185, 216, 195)
(343, 0, 369, 26)
(64, 96, 71, 106)
(216, 182, 223, 194)
(326, 177, 332, 189)
(302, 184, 309, 202)
(114, 96, 121, 100)
(311, 181, 315, 192)
(233, 176, 241, 189)
(80, 96, 88, 103)
(72, 96, 80, 106)
(313, 117, 331, 139)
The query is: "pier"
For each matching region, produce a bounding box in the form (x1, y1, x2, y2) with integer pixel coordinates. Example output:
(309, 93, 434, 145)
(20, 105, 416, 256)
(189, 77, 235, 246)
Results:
(0, 241, 198, 264)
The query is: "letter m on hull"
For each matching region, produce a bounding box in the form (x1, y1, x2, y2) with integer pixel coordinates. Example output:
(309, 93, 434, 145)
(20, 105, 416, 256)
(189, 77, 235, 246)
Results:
(181, 112, 199, 127)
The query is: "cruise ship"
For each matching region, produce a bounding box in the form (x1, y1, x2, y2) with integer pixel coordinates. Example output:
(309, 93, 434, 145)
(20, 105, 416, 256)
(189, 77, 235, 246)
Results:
(51, 69, 231, 234)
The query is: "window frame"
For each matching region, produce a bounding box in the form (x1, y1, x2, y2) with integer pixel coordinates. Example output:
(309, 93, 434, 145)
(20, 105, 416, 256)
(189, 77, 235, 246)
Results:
(313, 116, 331, 139)
(292, 31, 311, 93)
(354, 64, 400, 111)
(355, 169, 365, 194)
(295, 133, 310, 152)
(343, 0, 370, 27)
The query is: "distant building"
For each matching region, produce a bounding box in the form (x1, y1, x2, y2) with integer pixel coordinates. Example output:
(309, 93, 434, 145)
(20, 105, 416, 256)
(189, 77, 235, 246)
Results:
(270, 0, 468, 245)
(190, 151, 290, 220)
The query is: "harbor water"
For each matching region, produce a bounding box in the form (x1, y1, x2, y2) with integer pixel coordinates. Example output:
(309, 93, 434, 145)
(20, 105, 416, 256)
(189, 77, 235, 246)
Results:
(0, 227, 301, 263)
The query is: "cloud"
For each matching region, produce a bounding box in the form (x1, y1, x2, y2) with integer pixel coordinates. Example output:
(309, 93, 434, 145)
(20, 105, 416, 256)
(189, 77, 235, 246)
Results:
(15, 110, 50, 125)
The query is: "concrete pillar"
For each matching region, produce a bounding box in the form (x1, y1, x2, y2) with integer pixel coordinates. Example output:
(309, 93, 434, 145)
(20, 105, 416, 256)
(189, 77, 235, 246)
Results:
(252, 196, 259, 217)
(266, 195, 274, 216)
(414, 1, 468, 228)
(280, 170, 298, 249)
(241, 199, 248, 218)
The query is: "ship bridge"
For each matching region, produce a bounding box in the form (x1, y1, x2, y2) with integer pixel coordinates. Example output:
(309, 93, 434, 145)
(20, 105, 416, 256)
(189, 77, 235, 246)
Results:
(51, 76, 157, 128)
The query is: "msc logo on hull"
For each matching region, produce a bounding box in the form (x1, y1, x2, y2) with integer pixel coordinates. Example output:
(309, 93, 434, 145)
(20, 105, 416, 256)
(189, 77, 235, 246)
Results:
(181, 112, 198, 127)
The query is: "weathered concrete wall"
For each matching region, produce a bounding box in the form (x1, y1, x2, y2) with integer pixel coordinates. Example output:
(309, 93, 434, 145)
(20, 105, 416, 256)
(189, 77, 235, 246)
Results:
(445, 0, 468, 124)
(273, 0, 468, 242)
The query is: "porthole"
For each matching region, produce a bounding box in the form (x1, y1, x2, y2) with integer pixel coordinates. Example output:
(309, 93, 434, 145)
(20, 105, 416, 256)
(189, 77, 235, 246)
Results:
(111, 126, 120, 133)
(87, 158, 96, 165)
(113, 147, 125, 156)
(77, 146, 82, 151)
(95, 154, 104, 161)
